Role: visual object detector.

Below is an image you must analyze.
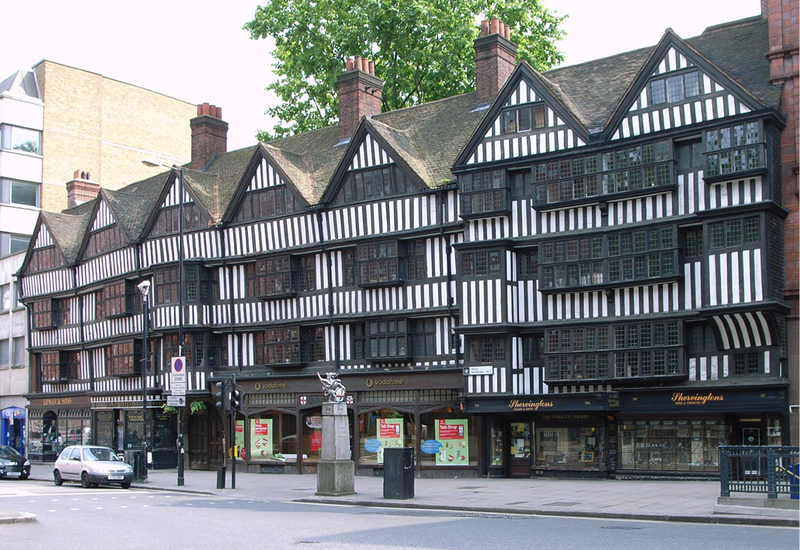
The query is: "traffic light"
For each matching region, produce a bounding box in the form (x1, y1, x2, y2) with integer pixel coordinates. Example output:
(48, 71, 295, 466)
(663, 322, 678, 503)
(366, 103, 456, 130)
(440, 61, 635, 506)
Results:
(231, 386, 243, 411)
(214, 380, 230, 411)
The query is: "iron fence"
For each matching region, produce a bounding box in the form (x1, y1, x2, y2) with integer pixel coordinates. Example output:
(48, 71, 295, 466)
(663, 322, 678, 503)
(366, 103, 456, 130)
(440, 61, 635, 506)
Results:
(719, 445, 799, 498)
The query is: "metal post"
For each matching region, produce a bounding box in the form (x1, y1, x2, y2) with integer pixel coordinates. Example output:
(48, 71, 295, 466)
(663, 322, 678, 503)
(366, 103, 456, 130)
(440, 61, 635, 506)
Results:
(177, 166, 185, 487)
(719, 446, 730, 497)
(138, 280, 151, 483)
(767, 447, 777, 499)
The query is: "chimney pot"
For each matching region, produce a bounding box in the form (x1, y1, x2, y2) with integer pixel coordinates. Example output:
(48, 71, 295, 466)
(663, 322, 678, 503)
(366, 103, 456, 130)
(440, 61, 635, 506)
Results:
(490, 17, 500, 35)
(481, 20, 490, 36)
(190, 102, 228, 169)
(474, 18, 517, 106)
(66, 171, 100, 208)
(346, 58, 354, 71)
(337, 57, 384, 141)
(368, 60, 375, 76)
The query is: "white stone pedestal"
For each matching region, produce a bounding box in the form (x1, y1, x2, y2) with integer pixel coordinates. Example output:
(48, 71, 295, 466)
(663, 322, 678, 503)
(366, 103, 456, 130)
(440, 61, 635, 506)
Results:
(315, 402, 356, 496)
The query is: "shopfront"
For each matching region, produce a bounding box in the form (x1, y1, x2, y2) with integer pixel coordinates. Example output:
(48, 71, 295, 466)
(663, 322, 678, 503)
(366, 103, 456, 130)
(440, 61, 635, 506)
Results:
(616, 384, 789, 476)
(466, 392, 618, 479)
(1, 407, 26, 454)
(234, 370, 467, 476)
(26, 395, 91, 462)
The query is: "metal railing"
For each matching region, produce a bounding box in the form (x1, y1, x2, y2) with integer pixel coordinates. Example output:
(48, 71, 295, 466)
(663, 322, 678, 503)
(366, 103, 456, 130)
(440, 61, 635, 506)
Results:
(719, 446, 799, 498)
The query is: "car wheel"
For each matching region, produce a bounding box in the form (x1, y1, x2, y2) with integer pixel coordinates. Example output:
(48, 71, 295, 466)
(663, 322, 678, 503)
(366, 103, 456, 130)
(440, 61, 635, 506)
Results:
(54, 470, 63, 486)
(81, 471, 91, 488)
(121, 482, 131, 489)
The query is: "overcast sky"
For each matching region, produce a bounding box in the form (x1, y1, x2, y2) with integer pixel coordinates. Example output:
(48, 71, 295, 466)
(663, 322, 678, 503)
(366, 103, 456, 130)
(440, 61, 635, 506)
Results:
(1, 0, 761, 151)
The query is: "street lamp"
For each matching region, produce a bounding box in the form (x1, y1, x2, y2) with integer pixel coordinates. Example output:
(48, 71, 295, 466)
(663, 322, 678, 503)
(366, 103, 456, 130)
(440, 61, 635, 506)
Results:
(141, 159, 186, 487)
(137, 279, 151, 483)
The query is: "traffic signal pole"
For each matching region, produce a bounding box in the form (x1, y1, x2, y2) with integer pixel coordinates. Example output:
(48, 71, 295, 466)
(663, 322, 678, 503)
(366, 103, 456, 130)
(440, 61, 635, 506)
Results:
(231, 374, 236, 490)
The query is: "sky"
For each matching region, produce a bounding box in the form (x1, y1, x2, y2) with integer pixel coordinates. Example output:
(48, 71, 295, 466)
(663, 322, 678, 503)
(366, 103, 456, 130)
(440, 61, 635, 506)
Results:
(1, 0, 762, 151)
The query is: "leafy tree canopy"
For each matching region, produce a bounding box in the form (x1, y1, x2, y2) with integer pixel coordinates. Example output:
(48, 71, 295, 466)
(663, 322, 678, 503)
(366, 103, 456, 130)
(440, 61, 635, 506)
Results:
(245, 0, 566, 141)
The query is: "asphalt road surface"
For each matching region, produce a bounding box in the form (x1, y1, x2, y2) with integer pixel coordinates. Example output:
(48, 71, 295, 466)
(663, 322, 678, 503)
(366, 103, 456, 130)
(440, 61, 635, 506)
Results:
(1, 480, 797, 550)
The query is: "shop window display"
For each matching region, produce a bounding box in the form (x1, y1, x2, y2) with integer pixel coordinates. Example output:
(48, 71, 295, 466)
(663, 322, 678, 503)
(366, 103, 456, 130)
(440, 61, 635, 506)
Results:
(358, 409, 414, 465)
(245, 412, 297, 462)
(419, 409, 476, 467)
(618, 420, 728, 472)
(535, 426, 601, 469)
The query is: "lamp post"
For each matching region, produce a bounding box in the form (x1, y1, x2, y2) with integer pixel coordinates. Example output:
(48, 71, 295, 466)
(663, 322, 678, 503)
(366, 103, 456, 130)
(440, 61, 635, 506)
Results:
(137, 279, 151, 483)
(142, 160, 186, 486)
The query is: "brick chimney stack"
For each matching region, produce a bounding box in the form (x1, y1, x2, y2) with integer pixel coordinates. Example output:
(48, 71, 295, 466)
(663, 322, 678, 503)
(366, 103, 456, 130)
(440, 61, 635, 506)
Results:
(190, 103, 228, 170)
(66, 170, 100, 208)
(474, 18, 518, 106)
(337, 56, 384, 142)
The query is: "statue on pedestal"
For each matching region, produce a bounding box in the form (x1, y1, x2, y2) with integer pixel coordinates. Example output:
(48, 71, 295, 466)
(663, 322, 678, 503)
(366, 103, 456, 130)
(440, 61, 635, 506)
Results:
(317, 372, 346, 403)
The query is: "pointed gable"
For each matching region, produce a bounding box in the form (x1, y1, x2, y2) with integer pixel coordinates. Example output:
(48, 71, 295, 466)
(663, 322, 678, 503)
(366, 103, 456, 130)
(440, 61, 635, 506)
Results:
(80, 195, 130, 261)
(323, 124, 426, 206)
(227, 147, 309, 225)
(146, 172, 212, 238)
(457, 64, 590, 168)
(24, 219, 67, 274)
(606, 31, 768, 141)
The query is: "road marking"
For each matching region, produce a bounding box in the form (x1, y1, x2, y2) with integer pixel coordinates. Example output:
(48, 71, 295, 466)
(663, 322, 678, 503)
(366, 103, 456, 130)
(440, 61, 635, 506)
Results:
(70, 508, 80, 511)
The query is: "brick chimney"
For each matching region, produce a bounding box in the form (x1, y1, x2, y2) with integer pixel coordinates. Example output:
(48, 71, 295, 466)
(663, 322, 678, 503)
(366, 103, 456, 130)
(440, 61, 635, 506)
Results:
(190, 103, 228, 170)
(66, 170, 100, 208)
(337, 56, 384, 142)
(474, 18, 518, 106)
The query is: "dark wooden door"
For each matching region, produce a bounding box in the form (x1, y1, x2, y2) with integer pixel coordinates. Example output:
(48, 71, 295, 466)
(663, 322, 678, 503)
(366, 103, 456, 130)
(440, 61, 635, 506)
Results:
(509, 422, 532, 477)
(188, 408, 226, 470)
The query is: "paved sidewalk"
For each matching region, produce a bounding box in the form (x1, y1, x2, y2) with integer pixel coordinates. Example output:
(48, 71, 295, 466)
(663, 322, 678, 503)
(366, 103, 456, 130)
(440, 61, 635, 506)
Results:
(7, 464, 798, 527)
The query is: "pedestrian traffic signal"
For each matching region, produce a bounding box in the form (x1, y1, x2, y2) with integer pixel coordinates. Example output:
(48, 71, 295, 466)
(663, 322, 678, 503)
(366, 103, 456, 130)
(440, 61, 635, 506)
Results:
(231, 387, 242, 411)
(213, 380, 230, 411)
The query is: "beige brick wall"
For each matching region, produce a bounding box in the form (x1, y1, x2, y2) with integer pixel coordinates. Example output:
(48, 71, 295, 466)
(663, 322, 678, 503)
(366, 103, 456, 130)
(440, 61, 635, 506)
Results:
(34, 61, 195, 212)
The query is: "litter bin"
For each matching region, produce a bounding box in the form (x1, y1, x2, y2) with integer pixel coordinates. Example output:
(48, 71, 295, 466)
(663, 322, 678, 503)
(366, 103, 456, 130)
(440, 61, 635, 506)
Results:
(791, 464, 799, 500)
(216, 466, 226, 489)
(384, 447, 414, 499)
(124, 450, 146, 482)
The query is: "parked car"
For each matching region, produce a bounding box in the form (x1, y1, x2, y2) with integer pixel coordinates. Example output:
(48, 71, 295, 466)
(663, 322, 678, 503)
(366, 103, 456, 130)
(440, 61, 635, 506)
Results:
(0, 445, 31, 480)
(53, 445, 133, 489)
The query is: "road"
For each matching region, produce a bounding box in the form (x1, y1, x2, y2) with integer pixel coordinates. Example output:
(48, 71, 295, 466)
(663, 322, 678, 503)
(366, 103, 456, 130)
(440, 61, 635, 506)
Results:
(1, 480, 797, 550)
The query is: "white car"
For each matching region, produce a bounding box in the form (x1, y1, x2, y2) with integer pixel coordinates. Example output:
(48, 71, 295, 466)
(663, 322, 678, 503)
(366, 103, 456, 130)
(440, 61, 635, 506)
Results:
(53, 445, 134, 489)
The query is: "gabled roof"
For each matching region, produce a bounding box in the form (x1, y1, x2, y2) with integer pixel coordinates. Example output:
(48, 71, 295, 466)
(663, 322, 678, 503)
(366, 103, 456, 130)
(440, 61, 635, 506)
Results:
(40, 206, 93, 264)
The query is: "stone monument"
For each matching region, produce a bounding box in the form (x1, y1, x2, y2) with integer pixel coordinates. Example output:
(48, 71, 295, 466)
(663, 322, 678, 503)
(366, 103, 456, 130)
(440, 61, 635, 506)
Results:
(315, 372, 356, 496)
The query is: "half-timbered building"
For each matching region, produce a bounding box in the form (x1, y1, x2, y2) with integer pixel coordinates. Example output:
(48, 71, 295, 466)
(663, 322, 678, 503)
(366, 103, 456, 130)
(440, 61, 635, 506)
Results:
(18, 12, 795, 478)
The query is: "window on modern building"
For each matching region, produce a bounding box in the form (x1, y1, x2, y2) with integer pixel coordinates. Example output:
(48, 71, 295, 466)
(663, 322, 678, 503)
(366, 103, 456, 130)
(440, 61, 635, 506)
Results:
(466, 336, 506, 364)
(0, 340, 8, 368)
(459, 169, 509, 216)
(0, 178, 39, 207)
(0, 124, 41, 154)
(106, 341, 140, 377)
(704, 121, 764, 178)
(0, 232, 31, 259)
(11, 336, 26, 367)
(83, 224, 127, 259)
(0, 284, 9, 312)
(502, 103, 547, 134)
(234, 184, 301, 222)
(340, 165, 412, 203)
(357, 241, 402, 286)
(708, 216, 760, 250)
(649, 70, 701, 105)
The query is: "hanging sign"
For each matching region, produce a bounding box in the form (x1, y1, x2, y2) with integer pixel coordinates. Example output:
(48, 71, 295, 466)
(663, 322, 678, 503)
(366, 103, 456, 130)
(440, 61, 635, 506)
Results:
(170, 357, 187, 396)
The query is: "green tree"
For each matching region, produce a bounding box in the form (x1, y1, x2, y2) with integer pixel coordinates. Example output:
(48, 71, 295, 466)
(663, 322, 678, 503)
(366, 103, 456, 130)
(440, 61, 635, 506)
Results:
(245, 0, 566, 140)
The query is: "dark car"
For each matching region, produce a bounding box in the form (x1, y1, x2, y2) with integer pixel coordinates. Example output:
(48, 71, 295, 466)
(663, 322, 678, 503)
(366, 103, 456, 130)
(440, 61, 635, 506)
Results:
(0, 445, 31, 480)
(53, 445, 133, 489)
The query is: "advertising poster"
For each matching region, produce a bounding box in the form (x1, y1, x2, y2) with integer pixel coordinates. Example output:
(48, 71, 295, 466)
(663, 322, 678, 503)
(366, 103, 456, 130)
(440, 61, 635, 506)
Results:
(235, 420, 244, 458)
(377, 417, 403, 464)
(249, 418, 273, 459)
(436, 419, 468, 466)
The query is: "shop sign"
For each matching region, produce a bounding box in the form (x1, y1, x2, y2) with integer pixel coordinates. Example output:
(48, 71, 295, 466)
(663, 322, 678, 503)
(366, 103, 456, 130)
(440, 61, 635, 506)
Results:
(466, 366, 493, 376)
(671, 392, 724, 406)
(509, 398, 555, 411)
(254, 381, 288, 391)
(365, 377, 405, 388)
(436, 419, 468, 465)
(421, 440, 442, 454)
(42, 398, 73, 406)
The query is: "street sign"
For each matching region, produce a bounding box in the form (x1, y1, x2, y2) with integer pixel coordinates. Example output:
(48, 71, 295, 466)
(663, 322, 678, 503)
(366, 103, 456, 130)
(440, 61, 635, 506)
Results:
(171, 356, 187, 396)
(167, 396, 186, 407)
